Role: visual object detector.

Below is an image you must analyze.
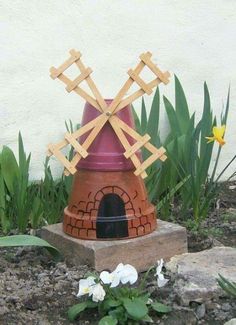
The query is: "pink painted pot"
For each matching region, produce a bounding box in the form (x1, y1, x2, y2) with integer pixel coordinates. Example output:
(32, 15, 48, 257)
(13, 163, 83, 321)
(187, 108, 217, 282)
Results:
(77, 100, 141, 171)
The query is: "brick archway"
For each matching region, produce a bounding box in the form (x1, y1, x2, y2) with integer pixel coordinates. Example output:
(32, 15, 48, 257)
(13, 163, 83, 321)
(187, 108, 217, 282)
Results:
(64, 170, 157, 240)
(96, 193, 128, 239)
(94, 186, 134, 214)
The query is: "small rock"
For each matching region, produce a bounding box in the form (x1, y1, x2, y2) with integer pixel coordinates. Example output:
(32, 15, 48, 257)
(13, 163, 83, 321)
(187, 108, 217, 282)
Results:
(221, 302, 231, 311)
(0, 305, 9, 315)
(5, 295, 20, 303)
(212, 238, 224, 247)
(195, 304, 206, 319)
(166, 247, 236, 305)
(224, 319, 236, 325)
(205, 301, 221, 310)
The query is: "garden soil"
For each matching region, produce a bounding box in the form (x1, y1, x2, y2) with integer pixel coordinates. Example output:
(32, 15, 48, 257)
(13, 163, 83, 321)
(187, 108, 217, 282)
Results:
(0, 181, 235, 324)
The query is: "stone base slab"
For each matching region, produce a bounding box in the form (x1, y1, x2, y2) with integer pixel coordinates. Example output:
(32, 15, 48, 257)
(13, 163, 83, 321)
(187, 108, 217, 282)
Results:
(41, 220, 188, 272)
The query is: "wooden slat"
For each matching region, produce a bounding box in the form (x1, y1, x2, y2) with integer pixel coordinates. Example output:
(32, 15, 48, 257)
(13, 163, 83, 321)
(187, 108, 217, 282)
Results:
(134, 147, 166, 176)
(106, 52, 152, 115)
(47, 114, 104, 157)
(140, 53, 169, 85)
(127, 69, 152, 95)
(50, 50, 81, 79)
(64, 113, 109, 175)
(124, 134, 150, 158)
(109, 117, 147, 179)
(115, 72, 170, 113)
(47, 144, 77, 174)
(66, 67, 92, 93)
(70, 49, 107, 112)
(112, 115, 145, 141)
(57, 73, 101, 111)
(64, 133, 88, 158)
(112, 115, 167, 162)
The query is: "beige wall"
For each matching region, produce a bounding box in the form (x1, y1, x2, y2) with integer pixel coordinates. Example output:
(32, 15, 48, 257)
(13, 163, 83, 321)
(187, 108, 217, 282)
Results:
(1, 0, 235, 179)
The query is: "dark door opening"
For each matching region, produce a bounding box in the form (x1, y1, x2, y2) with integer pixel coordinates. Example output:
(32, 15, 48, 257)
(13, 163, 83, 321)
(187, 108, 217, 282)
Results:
(96, 193, 128, 239)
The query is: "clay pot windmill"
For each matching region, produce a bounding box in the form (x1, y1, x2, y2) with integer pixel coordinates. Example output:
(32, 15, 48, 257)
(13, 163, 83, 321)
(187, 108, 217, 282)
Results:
(48, 50, 170, 240)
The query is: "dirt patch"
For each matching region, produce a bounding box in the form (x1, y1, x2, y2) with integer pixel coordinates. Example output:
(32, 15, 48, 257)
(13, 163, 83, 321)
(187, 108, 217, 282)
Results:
(0, 246, 235, 324)
(0, 181, 236, 324)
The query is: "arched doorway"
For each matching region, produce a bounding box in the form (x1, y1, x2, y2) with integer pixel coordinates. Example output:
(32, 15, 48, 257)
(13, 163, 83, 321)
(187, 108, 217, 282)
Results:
(96, 193, 128, 239)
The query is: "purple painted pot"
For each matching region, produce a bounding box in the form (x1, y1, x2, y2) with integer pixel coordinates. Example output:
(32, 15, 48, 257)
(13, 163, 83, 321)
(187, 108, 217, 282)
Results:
(77, 100, 141, 171)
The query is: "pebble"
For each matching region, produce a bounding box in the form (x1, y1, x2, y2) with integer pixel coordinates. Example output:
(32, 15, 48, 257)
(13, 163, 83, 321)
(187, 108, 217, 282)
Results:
(195, 304, 206, 319)
(0, 306, 9, 315)
(222, 302, 231, 311)
(0, 245, 235, 324)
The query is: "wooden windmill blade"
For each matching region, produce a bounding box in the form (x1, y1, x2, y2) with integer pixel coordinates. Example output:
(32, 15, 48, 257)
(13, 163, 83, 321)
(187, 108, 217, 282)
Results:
(48, 50, 147, 178)
(48, 50, 106, 174)
(102, 51, 169, 178)
(113, 51, 170, 113)
(48, 50, 170, 178)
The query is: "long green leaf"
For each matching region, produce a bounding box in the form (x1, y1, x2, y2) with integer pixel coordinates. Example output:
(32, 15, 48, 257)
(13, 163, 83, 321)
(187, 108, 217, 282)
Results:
(217, 274, 236, 297)
(175, 75, 190, 133)
(141, 97, 147, 134)
(1, 146, 19, 194)
(163, 96, 181, 137)
(147, 87, 160, 142)
(0, 168, 9, 233)
(151, 302, 172, 313)
(132, 105, 141, 134)
(0, 235, 61, 260)
(68, 302, 89, 321)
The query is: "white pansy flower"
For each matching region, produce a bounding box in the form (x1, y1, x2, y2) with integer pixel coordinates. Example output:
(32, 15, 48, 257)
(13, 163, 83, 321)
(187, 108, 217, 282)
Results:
(77, 276, 96, 297)
(100, 263, 138, 288)
(155, 259, 164, 275)
(155, 259, 169, 288)
(147, 298, 153, 305)
(89, 283, 106, 302)
(119, 264, 138, 285)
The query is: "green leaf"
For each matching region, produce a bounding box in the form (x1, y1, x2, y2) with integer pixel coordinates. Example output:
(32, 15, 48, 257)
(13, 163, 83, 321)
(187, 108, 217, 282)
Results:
(142, 314, 154, 323)
(151, 302, 172, 313)
(132, 105, 141, 134)
(217, 274, 236, 297)
(104, 298, 121, 309)
(108, 306, 127, 323)
(68, 302, 89, 321)
(0, 169, 10, 233)
(163, 96, 181, 137)
(221, 86, 230, 125)
(147, 87, 160, 142)
(123, 297, 148, 320)
(141, 97, 147, 134)
(175, 75, 190, 133)
(99, 315, 118, 325)
(0, 235, 61, 261)
(1, 146, 19, 194)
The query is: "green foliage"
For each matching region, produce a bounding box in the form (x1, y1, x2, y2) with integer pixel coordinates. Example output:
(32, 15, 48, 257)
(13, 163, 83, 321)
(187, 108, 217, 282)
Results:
(135, 76, 231, 229)
(0, 234, 61, 260)
(217, 274, 236, 298)
(151, 302, 172, 313)
(68, 284, 171, 324)
(0, 120, 78, 234)
(0, 133, 32, 232)
(99, 316, 118, 325)
(68, 301, 95, 321)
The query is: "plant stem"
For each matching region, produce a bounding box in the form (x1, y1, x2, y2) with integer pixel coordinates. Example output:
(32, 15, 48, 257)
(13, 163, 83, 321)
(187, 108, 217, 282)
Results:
(215, 155, 236, 183)
(210, 145, 221, 184)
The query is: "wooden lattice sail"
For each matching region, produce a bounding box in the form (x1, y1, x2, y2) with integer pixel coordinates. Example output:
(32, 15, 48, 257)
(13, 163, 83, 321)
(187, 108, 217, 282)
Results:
(48, 50, 170, 178)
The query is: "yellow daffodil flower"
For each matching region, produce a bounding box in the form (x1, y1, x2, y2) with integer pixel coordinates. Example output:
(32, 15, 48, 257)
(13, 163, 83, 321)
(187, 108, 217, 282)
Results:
(206, 125, 226, 146)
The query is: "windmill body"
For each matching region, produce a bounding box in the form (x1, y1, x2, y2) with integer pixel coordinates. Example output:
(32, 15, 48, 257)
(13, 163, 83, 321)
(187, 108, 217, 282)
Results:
(48, 50, 170, 240)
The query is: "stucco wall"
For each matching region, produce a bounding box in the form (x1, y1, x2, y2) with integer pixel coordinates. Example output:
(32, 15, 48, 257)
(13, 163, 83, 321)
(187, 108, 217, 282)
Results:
(1, 0, 236, 180)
